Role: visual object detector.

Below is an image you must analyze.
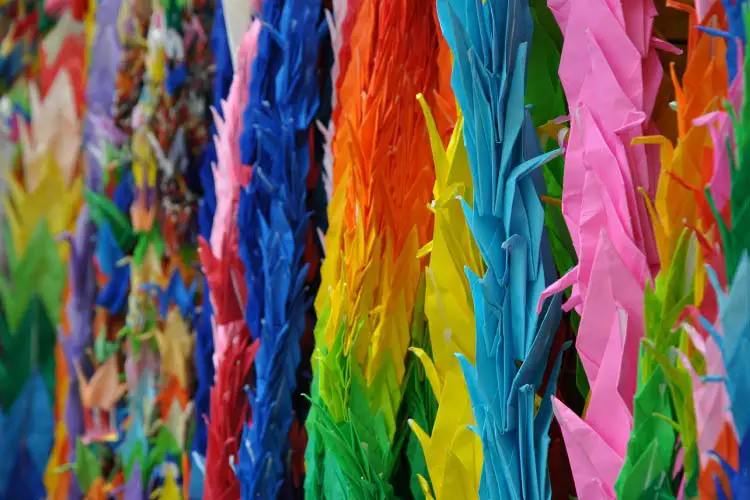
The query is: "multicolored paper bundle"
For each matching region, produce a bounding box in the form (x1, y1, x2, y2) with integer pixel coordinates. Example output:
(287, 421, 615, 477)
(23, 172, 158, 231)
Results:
(7, 0, 750, 498)
(305, 1, 454, 497)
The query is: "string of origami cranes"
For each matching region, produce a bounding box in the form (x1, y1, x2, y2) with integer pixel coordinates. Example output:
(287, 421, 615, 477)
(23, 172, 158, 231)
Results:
(1, 0, 750, 498)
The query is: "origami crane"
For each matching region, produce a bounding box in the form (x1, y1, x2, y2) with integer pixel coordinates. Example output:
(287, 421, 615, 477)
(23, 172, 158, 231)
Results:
(0, 222, 67, 332)
(140, 269, 198, 322)
(19, 72, 82, 190)
(4, 156, 82, 262)
(75, 355, 127, 443)
(94, 222, 131, 315)
(154, 309, 195, 389)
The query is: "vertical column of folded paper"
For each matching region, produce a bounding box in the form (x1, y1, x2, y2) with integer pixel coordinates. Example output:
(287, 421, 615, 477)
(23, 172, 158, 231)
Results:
(137, 1, 211, 496)
(171, 3, 214, 494)
(611, 4, 734, 497)
(76, 4, 149, 496)
(87, 5, 158, 494)
(304, 0, 443, 497)
(296, 25, 333, 500)
(0, 134, 74, 498)
(695, 6, 750, 495)
(200, 7, 260, 499)
(436, 0, 565, 498)
(408, 98, 484, 500)
(541, 0, 665, 497)
(73, 5, 148, 497)
(399, 17, 469, 498)
(191, 0, 239, 496)
(396, 30, 457, 498)
(74, 0, 214, 495)
(83, 37, 141, 500)
(50, 0, 124, 497)
(45, 5, 91, 499)
(232, 0, 325, 496)
(302, 0, 355, 494)
(299, 7, 335, 494)
(0, 7, 85, 498)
